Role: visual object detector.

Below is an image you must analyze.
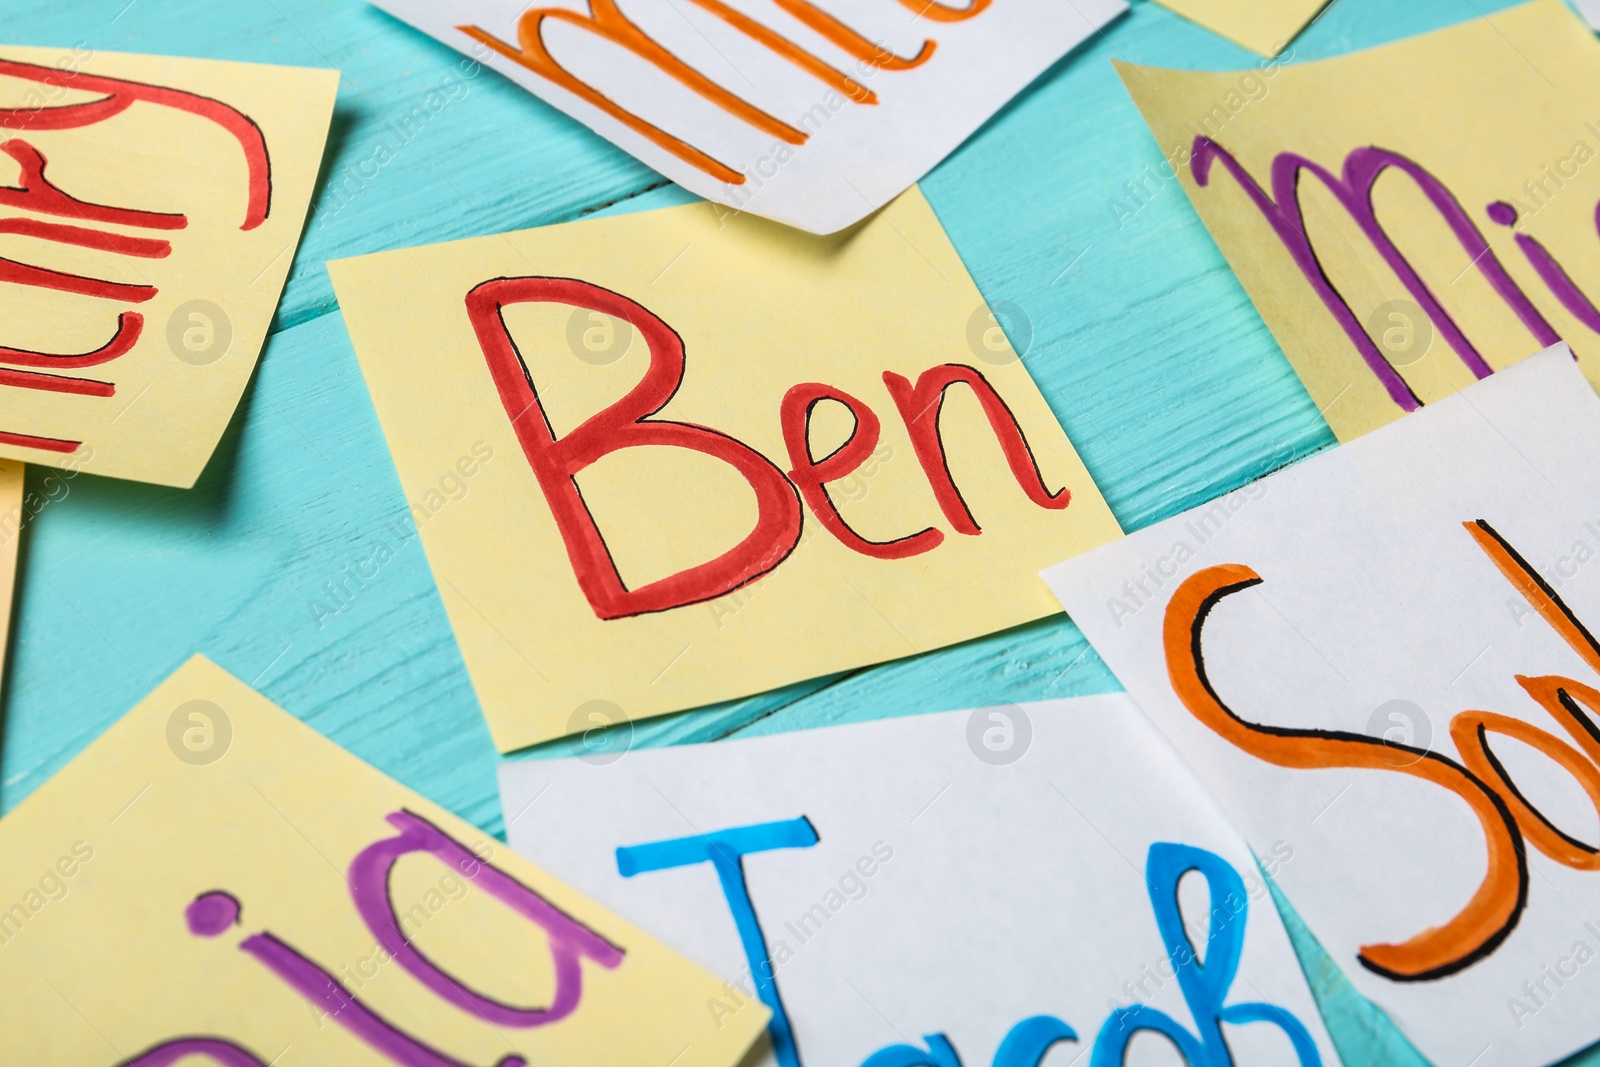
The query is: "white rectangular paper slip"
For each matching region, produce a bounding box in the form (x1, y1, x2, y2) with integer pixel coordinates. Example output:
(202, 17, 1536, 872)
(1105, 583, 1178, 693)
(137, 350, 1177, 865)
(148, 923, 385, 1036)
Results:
(1043, 345, 1600, 1067)
(498, 695, 1336, 1067)
(373, 0, 1125, 234)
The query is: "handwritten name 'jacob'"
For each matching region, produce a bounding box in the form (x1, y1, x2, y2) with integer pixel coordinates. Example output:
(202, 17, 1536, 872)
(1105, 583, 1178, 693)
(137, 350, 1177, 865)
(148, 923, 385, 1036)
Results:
(618, 819, 1318, 1067)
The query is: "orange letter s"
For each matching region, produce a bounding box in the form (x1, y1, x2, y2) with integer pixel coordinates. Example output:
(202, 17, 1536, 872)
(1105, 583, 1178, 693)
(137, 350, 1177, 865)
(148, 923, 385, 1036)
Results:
(1163, 563, 1526, 981)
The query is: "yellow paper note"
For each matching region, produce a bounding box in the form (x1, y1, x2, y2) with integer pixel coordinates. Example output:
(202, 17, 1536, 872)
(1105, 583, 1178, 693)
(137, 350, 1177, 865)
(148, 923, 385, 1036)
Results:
(0, 655, 769, 1065)
(0, 46, 338, 486)
(1118, 0, 1600, 440)
(1152, 0, 1329, 57)
(330, 190, 1122, 751)
(0, 461, 19, 688)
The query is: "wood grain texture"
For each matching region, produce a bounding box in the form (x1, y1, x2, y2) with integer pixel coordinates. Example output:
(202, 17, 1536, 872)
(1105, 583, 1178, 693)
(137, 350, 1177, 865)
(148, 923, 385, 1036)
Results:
(0, 0, 1569, 1064)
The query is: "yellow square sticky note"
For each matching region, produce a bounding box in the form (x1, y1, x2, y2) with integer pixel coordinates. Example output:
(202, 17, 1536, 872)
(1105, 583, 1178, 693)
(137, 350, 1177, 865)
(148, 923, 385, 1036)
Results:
(0, 656, 769, 1065)
(1118, 0, 1600, 441)
(0, 46, 338, 486)
(0, 460, 19, 686)
(1152, 0, 1330, 57)
(330, 189, 1122, 751)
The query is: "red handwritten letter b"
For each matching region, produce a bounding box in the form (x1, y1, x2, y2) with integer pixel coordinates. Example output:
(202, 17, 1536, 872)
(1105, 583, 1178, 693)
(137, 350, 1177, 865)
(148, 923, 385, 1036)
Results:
(466, 277, 802, 619)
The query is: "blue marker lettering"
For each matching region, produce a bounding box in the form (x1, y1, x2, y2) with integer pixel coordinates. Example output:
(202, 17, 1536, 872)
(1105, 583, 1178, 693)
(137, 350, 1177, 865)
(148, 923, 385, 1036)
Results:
(1090, 842, 1320, 1066)
(616, 817, 819, 1067)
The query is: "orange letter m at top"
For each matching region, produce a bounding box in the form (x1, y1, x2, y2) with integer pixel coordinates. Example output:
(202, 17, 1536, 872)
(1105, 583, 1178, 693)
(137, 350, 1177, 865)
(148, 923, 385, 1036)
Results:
(460, 0, 933, 184)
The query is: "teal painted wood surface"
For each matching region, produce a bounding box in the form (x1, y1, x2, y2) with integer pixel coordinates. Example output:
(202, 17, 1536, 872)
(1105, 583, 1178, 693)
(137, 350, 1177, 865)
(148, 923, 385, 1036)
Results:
(0, 0, 1578, 1063)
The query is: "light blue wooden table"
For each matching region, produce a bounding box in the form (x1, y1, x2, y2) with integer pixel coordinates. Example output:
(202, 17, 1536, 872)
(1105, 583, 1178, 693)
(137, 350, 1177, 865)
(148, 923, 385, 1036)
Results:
(1, 0, 1572, 1063)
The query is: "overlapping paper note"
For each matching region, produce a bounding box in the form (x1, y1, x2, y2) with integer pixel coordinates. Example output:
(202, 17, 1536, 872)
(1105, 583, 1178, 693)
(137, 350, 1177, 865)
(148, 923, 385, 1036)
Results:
(500, 695, 1336, 1067)
(0, 461, 19, 687)
(331, 190, 1120, 751)
(371, 0, 1125, 234)
(1044, 346, 1600, 1066)
(0, 46, 337, 486)
(1118, 0, 1600, 441)
(0, 655, 767, 1065)
(1150, 0, 1328, 57)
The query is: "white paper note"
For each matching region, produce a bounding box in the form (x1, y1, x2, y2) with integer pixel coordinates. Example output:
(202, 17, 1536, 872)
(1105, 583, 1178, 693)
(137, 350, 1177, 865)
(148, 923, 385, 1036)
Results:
(498, 695, 1336, 1067)
(1043, 345, 1600, 1066)
(371, 0, 1126, 234)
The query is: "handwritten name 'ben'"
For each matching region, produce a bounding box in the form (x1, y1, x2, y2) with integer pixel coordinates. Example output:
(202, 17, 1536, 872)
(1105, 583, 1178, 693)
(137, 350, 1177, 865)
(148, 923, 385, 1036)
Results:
(465, 276, 1075, 621)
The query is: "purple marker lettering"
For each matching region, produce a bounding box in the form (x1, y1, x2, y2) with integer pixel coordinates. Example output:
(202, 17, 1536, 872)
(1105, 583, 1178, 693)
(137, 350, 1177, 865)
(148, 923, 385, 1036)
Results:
(186, 890, 525, 1067)
(115, 1037, 268, 1067)
(1193, 139, 1559, 411)
(186, 889, 240, 936)
(240, 931, 526, 1067)
(1484, 199, 1600, 338)
(347, 809, 624, 1028)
